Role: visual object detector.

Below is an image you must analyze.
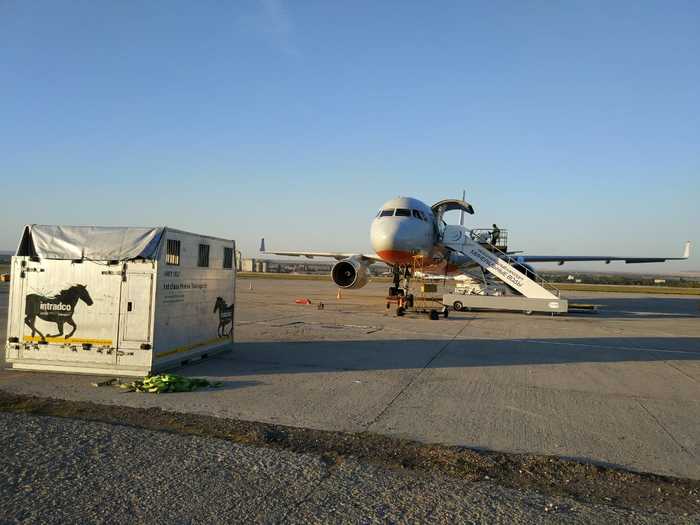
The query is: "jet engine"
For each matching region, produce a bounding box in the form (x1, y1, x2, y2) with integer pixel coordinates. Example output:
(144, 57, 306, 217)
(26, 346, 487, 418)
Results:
(331, 256, 370, 289)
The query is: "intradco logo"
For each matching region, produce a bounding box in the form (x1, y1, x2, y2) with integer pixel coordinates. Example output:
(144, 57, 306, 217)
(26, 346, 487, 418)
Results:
(25, 284, 94, 341)
(40, 302, 72, 313)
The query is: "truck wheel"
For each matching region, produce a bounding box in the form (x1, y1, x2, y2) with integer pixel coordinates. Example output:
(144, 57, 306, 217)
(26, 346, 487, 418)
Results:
(453, 301, 463, 312)
(443, 307, 449, 318)
(429, 309, 439, 320)
(396, 306, 405, 317)
(406, 294, 414, 308)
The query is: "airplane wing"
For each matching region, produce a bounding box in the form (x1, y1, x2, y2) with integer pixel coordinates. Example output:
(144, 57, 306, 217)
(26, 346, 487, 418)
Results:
(262, 250, 384, 263)
(514, 241, 691, 265)
(259, 239, 385, 263)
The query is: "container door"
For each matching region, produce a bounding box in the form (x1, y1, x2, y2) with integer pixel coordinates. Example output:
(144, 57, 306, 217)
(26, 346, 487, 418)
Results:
(15, 258, 120, 365)
(120, 272, 154, 343)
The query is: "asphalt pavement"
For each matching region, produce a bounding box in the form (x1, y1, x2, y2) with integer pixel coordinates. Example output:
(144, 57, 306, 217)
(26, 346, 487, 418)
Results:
(2, 279, 699, 480)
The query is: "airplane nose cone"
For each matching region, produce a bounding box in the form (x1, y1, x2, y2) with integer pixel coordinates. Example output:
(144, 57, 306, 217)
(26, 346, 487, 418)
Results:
(371, 218, 424, 265)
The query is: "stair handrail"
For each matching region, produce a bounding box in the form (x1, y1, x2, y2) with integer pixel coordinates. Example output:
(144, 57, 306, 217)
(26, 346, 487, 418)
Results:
(464, 230, 561, 298)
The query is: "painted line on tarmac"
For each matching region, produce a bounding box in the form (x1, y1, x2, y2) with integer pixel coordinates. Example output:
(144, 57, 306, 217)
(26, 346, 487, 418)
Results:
(609, 310, 698, 317)
(515, 339, 700, 355)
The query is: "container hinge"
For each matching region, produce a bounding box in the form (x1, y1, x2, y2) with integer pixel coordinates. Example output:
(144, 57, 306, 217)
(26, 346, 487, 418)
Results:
(21, 268, 44, 278)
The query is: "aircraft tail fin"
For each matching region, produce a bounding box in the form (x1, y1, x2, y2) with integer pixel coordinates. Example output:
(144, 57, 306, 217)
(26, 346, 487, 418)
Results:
(259, 238, 266, 252)
(459, 190, 466, 226)
(683, 241, 691, 259)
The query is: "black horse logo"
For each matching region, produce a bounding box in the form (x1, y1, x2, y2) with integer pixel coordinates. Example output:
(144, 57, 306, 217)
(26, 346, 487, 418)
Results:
(213, 296, 233, 337)
(24, 284, 94, 341)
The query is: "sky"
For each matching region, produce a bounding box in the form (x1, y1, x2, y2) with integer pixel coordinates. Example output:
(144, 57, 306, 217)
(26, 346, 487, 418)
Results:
(1, 1, 698, 272)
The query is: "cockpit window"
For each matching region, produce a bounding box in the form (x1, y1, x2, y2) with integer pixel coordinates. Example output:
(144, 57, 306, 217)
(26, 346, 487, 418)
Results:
(412, 209, 425, 221)
(379, 209, 394, 217)
(395, 208, 411, 217)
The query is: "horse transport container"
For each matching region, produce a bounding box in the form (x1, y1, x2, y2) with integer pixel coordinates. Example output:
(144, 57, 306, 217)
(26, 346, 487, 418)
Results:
(4, 225, 236, 376)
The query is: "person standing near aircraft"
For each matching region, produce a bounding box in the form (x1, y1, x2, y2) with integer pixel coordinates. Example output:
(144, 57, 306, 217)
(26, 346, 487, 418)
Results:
(491, 224, 501, 246)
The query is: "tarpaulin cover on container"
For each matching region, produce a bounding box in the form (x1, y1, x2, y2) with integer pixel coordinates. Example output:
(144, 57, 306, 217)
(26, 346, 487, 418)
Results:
(17, 225, 165, 261)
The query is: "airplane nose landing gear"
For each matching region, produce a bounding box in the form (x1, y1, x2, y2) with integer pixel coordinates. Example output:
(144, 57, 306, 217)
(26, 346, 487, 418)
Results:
(386, 261, 444, 319)
(388, 265, 412, 298)
(388, 265, 403, 298)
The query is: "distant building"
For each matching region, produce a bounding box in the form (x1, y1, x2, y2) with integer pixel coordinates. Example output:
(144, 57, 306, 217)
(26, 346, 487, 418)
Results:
(241, 258, 257, 272)
(241, 257, 332, 274)
(653, 279, 666, 284)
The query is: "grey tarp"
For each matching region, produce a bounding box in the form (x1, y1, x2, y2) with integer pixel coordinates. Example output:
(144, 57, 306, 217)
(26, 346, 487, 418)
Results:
(18, 225, 164, 261)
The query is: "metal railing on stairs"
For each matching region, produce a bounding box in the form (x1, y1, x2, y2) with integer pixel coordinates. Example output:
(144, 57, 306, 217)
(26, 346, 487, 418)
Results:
(475, 238, 561, 298)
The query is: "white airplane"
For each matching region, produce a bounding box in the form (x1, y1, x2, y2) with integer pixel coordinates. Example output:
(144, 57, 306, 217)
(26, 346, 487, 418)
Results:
(262, 196, 691, 296)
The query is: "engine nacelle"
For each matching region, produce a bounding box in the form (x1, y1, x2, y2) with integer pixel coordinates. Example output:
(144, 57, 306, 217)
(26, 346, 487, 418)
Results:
(331, 257, 370, 289)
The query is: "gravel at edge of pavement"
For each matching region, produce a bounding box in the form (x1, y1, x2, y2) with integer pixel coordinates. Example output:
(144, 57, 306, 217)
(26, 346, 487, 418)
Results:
(1, 412, 697, 525)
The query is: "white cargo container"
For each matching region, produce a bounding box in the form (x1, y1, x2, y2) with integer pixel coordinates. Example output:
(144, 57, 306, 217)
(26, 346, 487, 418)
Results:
(4, 225, 236, 376)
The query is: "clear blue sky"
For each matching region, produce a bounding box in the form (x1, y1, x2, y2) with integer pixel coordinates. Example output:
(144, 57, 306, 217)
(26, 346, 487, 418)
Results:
(2, 1, 698, 272)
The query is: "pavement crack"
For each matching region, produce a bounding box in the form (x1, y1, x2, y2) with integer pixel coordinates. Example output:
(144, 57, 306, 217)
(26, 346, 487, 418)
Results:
(662, 360, 699, 384)
(636, 399, 696, 460)
(363, 320, 472, 431)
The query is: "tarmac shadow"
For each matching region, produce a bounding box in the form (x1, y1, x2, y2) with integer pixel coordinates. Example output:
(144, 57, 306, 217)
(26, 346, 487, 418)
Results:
(570, 296, 700, 319)
(180, 337, 700, 377)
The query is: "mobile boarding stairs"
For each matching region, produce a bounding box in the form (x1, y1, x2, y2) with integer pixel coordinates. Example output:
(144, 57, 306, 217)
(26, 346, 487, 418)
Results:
(441, 225, 568, 314)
